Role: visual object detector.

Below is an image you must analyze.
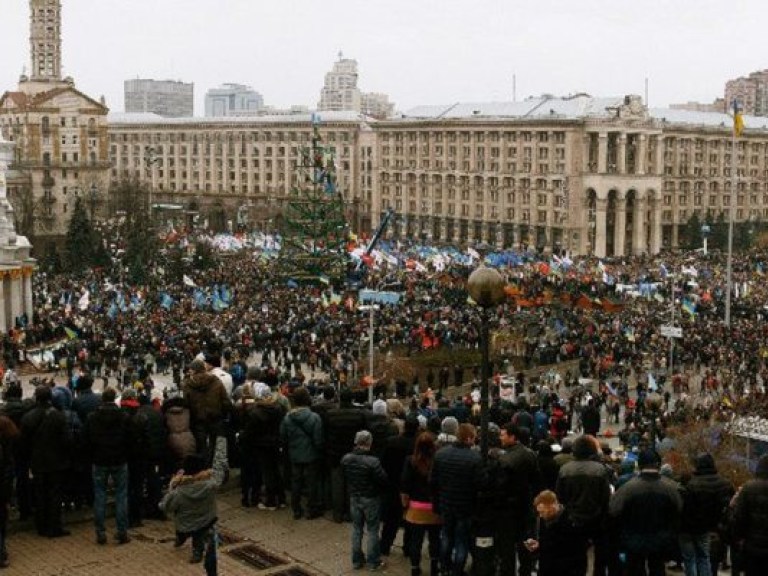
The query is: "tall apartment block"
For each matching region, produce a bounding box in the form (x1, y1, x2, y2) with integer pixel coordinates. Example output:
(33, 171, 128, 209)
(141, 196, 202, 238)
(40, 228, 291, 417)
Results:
(124, 79, 194, 118)
(205, 84, 264, 117)
(318, 56, 362, 112)
(726, 70, 768, 116)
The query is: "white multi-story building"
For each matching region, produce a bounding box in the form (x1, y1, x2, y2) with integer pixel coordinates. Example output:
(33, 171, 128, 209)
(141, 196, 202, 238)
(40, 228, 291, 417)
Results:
(318, 56, 362, 112)
(125, 79, 194, 118)
(205, 84, 264, 117)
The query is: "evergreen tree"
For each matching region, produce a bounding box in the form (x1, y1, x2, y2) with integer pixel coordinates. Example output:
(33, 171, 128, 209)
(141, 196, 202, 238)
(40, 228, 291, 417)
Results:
(710, 212, 728, 251)
(680, 211, 702, 250)
(192, 240, 215, 271)
(64, 197, 98, 274)
(115, 178, 160, 284)
(278, 115, 349, 284)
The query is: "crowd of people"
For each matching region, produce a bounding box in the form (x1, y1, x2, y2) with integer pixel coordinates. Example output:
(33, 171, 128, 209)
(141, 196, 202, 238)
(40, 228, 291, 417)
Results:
(0, 229, 765, 574)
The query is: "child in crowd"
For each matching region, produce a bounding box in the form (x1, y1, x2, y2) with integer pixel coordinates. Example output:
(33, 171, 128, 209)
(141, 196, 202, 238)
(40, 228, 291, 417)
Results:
(161, 436, 228, 575)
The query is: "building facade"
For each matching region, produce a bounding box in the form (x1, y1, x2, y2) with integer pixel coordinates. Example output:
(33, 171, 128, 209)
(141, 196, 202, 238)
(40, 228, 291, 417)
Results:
(725, 70, 768, 117)
(361, 92, 395, 119)
(318, 56, 362, 112)
(0, 0, 111, 248)
(124, 79, 194, 118)
(204, 83, 264, 117)
(368, 95, 768, 256)
(0, 127, 37, 332)
(107, 111, 370, 233)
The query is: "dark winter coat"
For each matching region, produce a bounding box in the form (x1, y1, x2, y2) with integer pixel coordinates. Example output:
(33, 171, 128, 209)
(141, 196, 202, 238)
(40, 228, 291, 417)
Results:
(732, 457, 768, 558)
(536, 506, 589, 576)
(680, 454, 734, 535)
(609, 470, 683, 555)
(137, 404, 168, 462)
(324, 405, 367, 466)
(341, 448, 388, 498)
(83, 402, 132, 467)
(556, 457, 612, 528)
(431, 443, 483, 516)
(72, 389, 101, 425)
(241, 399, 284, 448)
(20, 403, 72, 473)
(280, 407, 323, 463)
(182, 372, 231, 425)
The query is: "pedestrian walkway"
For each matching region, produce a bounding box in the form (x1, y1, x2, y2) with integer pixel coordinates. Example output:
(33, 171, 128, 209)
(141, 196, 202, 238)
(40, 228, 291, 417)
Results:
(6, 478, 413, 575)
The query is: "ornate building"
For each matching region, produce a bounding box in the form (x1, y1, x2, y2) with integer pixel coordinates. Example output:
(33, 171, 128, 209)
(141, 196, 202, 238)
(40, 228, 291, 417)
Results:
(0, 132, 36, 331)
(369, 94, 768, 256)
(107, 111, 370, 233)
(0, 0, 110, 251)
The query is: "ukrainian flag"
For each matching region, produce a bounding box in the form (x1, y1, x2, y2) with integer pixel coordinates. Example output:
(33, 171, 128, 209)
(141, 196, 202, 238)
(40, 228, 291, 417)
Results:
(681, 299, 696, 318)
(733, 100, 745, 137)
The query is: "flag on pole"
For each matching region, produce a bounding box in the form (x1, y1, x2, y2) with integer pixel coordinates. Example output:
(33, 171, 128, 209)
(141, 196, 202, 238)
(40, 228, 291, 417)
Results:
(160, 293, 174, 310)
(64, 327, 78, 340)
(733, 100, 745, 137)
(318, 275, 330, 285)
(648, 372, 658, 392)
(77, 291, 90, 311)
(183, 275, 196, 287)
(682, 299, 697, 318)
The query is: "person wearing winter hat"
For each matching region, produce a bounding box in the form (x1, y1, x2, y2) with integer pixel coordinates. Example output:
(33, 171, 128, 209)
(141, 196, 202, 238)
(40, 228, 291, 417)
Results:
(678, 453, 734, 576)
(556, 435, 613, 575)
(610, 450, 683, 576)
(732, 454, 768, 576)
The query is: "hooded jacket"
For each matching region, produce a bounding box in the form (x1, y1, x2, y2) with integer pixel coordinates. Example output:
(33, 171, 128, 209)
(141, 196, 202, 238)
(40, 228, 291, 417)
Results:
(733, 454, 768, 557)
(183, 372, 231, 425)
(240, 399, 285, 449)
(160, 436, 228, 534)
(680, 454, 734, 534)
(280, 407, 323, 463)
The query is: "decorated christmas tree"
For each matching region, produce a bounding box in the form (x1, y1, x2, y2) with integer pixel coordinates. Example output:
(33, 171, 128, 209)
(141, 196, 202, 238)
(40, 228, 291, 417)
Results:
(278, 114, 350, 284)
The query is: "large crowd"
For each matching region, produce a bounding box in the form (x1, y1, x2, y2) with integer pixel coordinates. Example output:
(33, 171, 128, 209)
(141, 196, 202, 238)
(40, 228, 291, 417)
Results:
(0, 230, 766, 575)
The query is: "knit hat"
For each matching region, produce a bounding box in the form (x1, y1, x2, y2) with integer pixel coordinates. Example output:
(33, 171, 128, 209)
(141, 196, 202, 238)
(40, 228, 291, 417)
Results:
(441, 416, 459, 436)
(253, 383, 272, 400)
(372, 399, 387, 416)
(637, 450, 661, 470)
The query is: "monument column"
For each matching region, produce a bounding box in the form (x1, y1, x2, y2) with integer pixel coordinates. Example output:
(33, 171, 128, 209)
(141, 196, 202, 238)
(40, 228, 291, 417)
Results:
(637, 134, 647, 175)
(23, 270, 33, 320)
(597, 133, 608, 173)
(650, 199, 663, 254)
(617, 134, 627, 174)
(633, 195, 647, 255)
(594, 197, 607, 258)
(8, 274, 22, 327)
(614, 195, 627, 256)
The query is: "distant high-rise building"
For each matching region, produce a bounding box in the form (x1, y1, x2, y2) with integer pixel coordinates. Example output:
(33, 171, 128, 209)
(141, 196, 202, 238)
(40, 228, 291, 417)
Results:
(318, 55, 362, 112)
(30, 0, 62, 82)
(725, 70, 768, 116)
(124, 79, 194, 117)
(669, 100, 725, 114)
(361, 92, 394, 119)
(204, 83, 264, 117)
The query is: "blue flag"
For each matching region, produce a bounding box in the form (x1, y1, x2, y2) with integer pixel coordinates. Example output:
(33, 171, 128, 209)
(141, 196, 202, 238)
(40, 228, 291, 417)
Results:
(193, 289, 208, 309)
(160, 293, 174, 310)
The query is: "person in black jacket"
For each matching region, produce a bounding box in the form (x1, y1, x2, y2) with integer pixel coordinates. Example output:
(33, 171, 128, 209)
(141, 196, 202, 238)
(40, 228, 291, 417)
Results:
(496, 423, 541, 576)
(83, 387, 132, 545)
(380, 414, 419, 557)
(244, 383, 285, 510)
(524, 489, 587, 576)
(1, 384, 33, 522)
(556, 435, 613, 576)
(136, 394, 168, 519)
(678, 453, 734, 576)
(610, 450, 683, 576)
(325, 388, 367, 522)
(20, 385, 72, 538)
(732, 454, 768, 576)
(0, 415, 19, 568)
(341, 430, 388, 571)
(401, 431, 441, 576)
(431, 422, 482, 576)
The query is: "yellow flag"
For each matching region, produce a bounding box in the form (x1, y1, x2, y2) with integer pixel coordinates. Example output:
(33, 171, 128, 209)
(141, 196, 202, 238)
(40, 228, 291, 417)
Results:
(733, 101, 744, 136)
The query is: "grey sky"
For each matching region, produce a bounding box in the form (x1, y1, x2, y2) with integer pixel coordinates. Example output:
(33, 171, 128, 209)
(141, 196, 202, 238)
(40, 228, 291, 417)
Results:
(1, 0, 763, 116)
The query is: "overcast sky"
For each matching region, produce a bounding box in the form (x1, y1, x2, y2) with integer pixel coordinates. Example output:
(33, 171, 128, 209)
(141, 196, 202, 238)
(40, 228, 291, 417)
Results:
(1, 0, 764, 116)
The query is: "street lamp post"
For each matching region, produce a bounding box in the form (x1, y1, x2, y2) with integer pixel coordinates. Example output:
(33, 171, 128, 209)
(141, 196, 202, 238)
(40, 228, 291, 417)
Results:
(467, 265, 506, 460)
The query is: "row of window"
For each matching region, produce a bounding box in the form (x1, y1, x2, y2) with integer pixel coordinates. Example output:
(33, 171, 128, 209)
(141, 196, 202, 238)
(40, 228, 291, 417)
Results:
(379, 131, 567, 144)
(109, 130, 352, 144)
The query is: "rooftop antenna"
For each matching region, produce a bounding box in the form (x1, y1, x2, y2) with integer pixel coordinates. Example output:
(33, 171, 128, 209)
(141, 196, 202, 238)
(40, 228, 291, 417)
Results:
(513, 74, 517, 103)
(645, 77, 649, 107)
